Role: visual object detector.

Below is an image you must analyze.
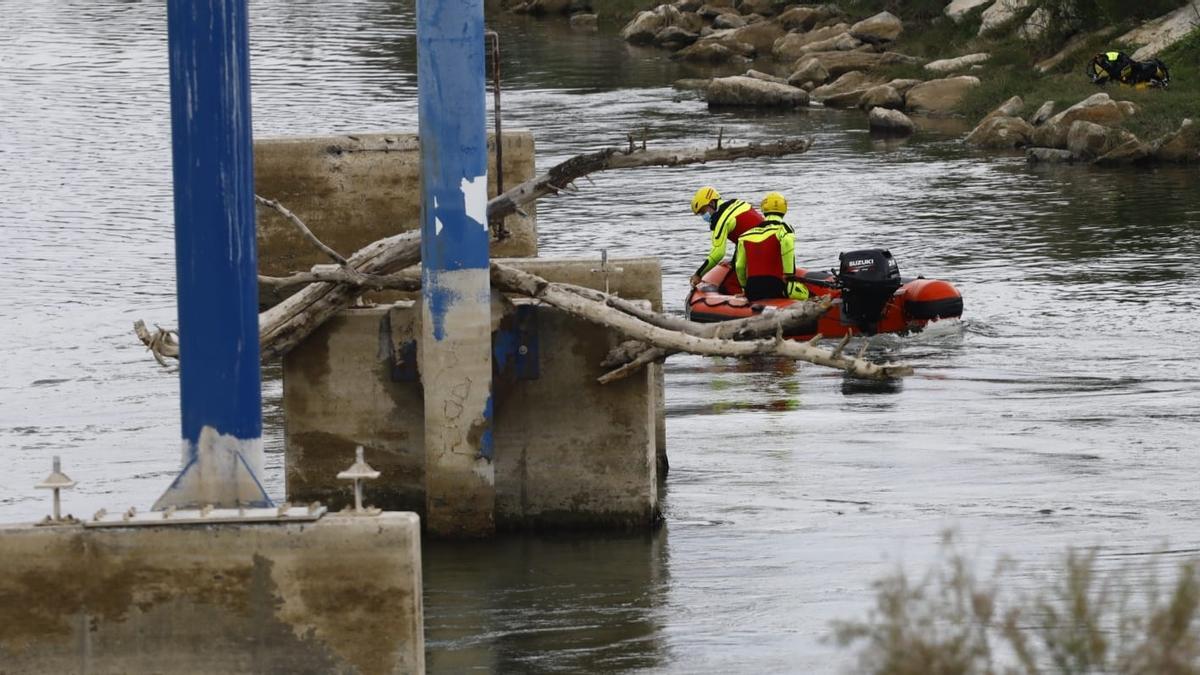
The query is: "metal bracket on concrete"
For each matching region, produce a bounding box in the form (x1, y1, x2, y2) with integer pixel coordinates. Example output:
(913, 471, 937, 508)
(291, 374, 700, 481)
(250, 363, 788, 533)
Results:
(392, 338, 420, 382)
(34, 455, 79, 526)
(84, 502, 327, 527)
(493, 302, 539, 381)
(337, 446, 382, 516)
(590, 249, 624, 295)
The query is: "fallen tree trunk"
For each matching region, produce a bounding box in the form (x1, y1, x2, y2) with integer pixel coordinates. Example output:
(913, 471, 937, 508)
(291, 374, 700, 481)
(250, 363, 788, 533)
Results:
(486, 137, 812, 230)
(489, 263, 912, 381)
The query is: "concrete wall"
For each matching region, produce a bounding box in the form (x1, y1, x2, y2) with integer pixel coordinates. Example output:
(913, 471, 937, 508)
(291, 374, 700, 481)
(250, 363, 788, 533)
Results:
(0, 514, 424, 675)
(283, 258, 663, 529)
(255, 131, 536, 304)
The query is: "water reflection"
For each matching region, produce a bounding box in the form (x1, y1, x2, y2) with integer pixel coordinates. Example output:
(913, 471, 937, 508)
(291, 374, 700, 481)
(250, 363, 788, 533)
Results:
(423, 532, 669, 673)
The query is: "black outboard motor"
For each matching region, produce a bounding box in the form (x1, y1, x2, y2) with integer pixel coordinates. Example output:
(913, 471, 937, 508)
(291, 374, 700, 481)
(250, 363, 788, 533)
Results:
(837, 249, 901, 334)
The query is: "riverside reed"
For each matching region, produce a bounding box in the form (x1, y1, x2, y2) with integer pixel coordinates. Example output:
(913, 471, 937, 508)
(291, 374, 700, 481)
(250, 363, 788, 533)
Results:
(834, 533, 1200, 674)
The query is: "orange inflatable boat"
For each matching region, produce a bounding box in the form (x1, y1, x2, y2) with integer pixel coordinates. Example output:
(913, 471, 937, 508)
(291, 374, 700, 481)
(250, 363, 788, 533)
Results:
(685, 248, 963, 339)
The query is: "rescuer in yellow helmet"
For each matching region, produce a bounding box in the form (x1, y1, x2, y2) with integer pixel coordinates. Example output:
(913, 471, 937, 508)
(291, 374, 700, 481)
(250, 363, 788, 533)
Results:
(688, 186, 765, 288)
(753, 192, 809, 301)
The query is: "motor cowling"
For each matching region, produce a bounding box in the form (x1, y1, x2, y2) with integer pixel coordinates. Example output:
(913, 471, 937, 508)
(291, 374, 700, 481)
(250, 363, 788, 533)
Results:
(837, 249, 901, 334)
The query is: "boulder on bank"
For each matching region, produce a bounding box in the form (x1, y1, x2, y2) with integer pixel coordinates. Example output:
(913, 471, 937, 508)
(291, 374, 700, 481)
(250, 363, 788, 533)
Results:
(798, 32, 863, 54)
(1034, 93, 1132, 148)
(1026, 147, 1077, 163)
(699, 3, 740, 20)
(849, 11, 903, 44)
(1066, 120, 1137, 160)
(656, 25, 700, 48)
(978, 0, 1029, 35)
(773, 23, 851, 62)
(810, 71, 882, 107)
(982, 95, 1024, 122)
(965, 115, 1034, 148)
(925, 53, 989, 74)
(859, 84, 904, 110)
(1119, 0, 1200, 60)
(737, 0, 779, 16)
(713, 13, 747, 28)
(1151, 118, 1200, 162)
(674, 41, 753, 63)
(706, 75, 810, 107)
(904, 76, 980, 115)
(794, 50, 919, 80)
(945, 0, 994, 22)
(777, 5, 843, 31)
(1030, 100, 1056, 126)
(745, 69, 788, 85)
(1095, 138, 1154, 165)
(786, 58, 830, 87)
(868, 107, 915, 135)
(621, 10, 668, 43)
(728, 20, 786, 53)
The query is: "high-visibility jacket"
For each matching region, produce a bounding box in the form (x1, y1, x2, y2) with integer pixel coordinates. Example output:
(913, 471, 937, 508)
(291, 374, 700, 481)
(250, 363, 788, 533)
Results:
(735, 224, 786, 287)
(744, 216, 810, 301)
(694, 199, 764, 278)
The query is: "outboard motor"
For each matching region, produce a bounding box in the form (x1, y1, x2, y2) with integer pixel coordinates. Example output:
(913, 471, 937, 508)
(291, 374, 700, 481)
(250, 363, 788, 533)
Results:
(837, 249, 901, 334)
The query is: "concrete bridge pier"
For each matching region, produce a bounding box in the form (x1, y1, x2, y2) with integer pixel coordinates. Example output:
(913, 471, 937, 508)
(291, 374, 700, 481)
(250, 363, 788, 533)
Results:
(417, 0, 496, 537)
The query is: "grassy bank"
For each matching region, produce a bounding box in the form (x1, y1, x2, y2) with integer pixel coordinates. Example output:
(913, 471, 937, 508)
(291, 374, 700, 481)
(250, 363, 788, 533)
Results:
(836, 0, 1200, 139)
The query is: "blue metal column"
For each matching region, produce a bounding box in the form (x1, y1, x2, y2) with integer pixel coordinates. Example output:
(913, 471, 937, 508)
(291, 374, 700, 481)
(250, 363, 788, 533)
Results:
(418, 0, 495, 536)
(154, 0, 271, 510)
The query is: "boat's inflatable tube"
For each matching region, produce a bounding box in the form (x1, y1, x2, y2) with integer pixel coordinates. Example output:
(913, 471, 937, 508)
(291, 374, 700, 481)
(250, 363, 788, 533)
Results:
(685, 258, 962, 340)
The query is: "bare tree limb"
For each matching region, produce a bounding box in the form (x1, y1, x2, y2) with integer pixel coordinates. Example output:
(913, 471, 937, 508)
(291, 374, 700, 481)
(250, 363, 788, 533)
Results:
(486, 137, 812, 229)
(258, 266, 422, 292)
(489, 263, 912, 381)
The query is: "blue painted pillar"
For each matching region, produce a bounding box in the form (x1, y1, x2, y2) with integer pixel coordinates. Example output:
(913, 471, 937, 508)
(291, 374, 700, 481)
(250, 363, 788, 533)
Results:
(153, 0, 271, 510)
(418, 0, 495, 536)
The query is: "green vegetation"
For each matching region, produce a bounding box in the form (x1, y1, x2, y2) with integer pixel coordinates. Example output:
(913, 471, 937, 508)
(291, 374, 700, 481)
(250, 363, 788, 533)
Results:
(835, 535, 1200, 674)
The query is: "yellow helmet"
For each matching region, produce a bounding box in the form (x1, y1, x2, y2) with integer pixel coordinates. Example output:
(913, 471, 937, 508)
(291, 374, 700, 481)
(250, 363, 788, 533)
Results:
(690, 186, 720, 214)
(761, 191, 787, 216)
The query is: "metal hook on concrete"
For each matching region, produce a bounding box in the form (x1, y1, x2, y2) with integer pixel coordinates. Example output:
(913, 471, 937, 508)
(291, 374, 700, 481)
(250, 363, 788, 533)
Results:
(337, 446, 381, 515)
(35, 456, 78, 525)
(590, 249, 624, 295)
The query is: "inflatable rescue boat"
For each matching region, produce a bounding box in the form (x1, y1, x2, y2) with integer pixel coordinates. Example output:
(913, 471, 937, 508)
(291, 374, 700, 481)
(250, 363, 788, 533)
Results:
(685, 248, 963, 339)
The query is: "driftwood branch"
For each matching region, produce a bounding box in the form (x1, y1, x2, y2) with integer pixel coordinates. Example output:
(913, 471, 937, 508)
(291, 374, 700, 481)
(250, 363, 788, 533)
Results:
(486, 137, 812, 229)
(489, 263, 912, 381)
(254, 195, 355, 273)
(133, 320, 180, 366)
(258, 266, 422, 292)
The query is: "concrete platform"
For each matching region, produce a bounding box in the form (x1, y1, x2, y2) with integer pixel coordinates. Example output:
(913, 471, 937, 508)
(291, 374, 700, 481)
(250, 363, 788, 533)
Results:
(0, 514, 424, 674)
(283, 258, 664, 530)
(255, 131, 537, 305)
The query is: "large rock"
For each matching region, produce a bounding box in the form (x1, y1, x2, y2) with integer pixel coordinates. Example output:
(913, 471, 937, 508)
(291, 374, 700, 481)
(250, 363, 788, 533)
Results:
(786, 58, 830, 87)
(778, 5, 843, 30)
(1094, 138, 1153, 165)
(1046, 93, 1128, 129)
(868, 107, 915, 135)
(674, 40, 753, 63)
(904, 76, 980, 115)
(1120, 0, 1200, 60)
(1026, 147, 1077, 163)
(621, 10, 668, 44)
(810, 70, 879, 103)
(675, 0, 705, 11)
(706, 75, 810, 107)
(1066, 120, 1136, 160)
(945, 0, 993, 22)
(1018, 7, 1050, 40)
(1030, 100, 1055, 126)
(698, 3, 740, 19)
(795, 50, 919, 79)
(570, 13, 598, 30)
(1152, 118, 1200, 162)
(737, 0, 779, 16)
(745, 68, 788, 84)
(982, 95, 1024, 122)
(849, 11, 903, 44)
(713, 12, 748, 28)
(885, 78, 923, 94)
(729, 20, 786, 52)
(925, 52, 989, 74)
(859, 84, 904, 110)
(656, 25, 701, 49)
(978, 0, 1029, 35)
(965, 115, 1034, 148)
(799, 32, 863, 54)
(772, 23, 851, 61)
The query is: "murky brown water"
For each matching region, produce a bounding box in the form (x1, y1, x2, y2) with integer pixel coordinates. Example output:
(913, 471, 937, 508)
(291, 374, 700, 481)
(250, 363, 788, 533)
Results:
(3, 2, 1200, 672)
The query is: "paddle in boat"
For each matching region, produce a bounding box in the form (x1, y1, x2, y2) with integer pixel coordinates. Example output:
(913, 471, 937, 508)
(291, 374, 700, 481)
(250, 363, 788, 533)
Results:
(685, 248, 963, 339)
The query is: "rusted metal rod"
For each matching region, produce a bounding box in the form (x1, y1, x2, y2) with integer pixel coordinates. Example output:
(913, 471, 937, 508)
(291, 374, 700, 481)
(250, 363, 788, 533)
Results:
(486, 30, 504, 194)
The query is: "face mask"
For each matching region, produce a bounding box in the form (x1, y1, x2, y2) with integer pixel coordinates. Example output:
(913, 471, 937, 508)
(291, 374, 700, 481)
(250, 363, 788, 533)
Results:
(701, 212, 713, 224)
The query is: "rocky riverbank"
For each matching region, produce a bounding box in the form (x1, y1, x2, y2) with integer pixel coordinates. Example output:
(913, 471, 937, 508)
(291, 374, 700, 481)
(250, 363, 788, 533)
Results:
(507, 0, 1200, 165)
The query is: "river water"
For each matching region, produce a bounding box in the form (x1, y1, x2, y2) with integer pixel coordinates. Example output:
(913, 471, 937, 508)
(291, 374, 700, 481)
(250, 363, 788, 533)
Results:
(2, 2, 1199, 673)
